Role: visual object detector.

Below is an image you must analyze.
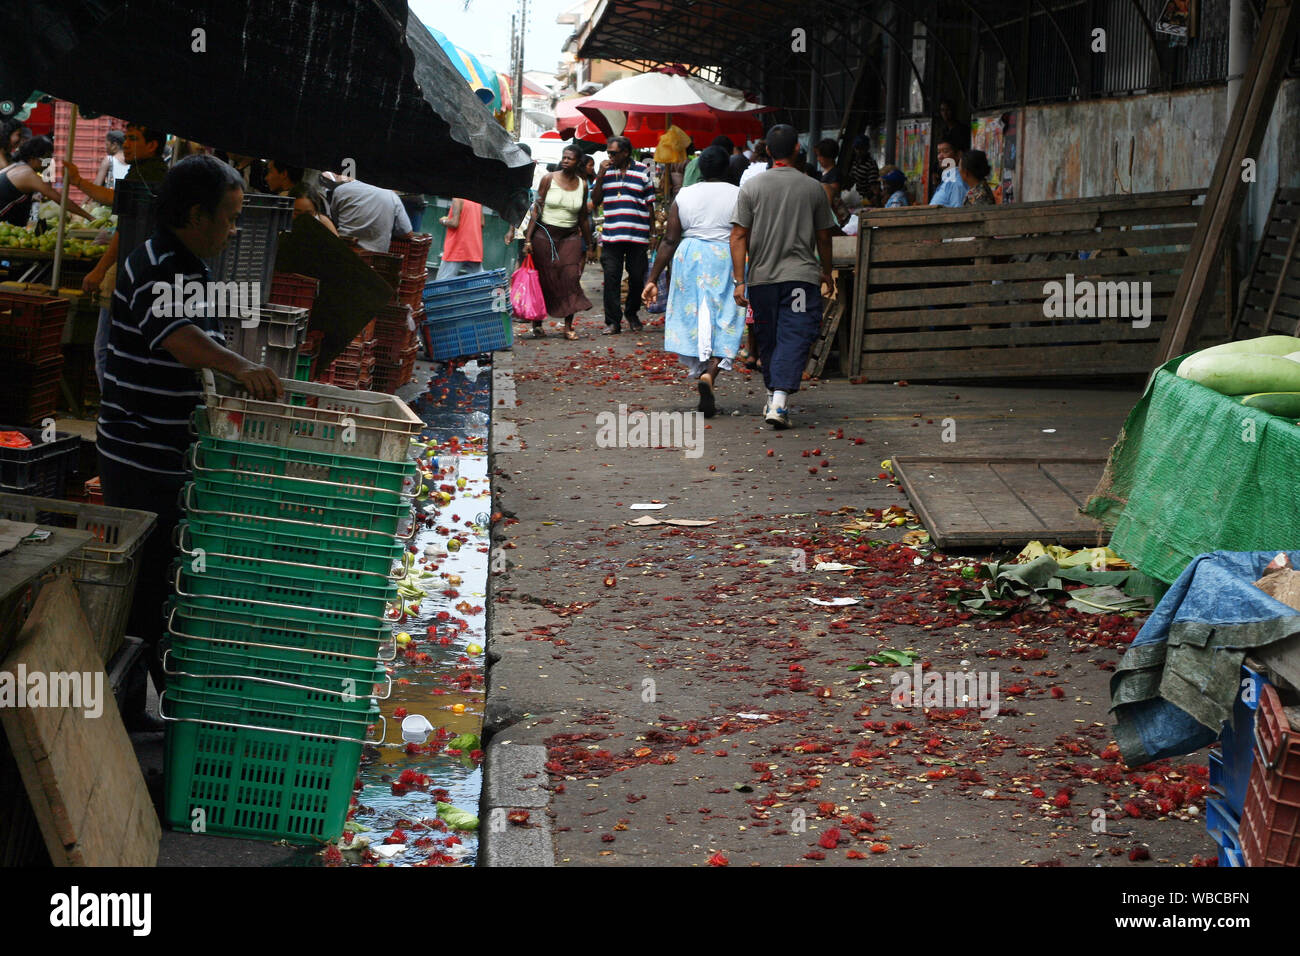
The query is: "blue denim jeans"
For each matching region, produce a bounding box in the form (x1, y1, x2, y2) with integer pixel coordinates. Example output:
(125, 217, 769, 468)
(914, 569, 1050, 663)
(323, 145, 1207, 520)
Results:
(746, 281, 822, 394)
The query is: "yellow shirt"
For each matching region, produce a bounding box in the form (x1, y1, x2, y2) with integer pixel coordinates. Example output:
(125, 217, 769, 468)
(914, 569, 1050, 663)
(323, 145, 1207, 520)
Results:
(541, 180, 583, 229)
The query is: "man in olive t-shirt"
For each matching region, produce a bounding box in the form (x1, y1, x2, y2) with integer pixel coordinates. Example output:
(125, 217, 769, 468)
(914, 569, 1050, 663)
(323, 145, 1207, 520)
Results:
(730, 124, 836, 429)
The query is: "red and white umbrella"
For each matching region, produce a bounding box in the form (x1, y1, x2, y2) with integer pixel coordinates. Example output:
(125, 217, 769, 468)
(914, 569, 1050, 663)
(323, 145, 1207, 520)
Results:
(574, 72, 766, 149)
(579, 71, 763, 116)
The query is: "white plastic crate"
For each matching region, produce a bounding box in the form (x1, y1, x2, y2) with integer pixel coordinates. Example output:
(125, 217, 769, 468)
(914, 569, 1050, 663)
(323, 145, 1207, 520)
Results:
(201, 374, 423, 462)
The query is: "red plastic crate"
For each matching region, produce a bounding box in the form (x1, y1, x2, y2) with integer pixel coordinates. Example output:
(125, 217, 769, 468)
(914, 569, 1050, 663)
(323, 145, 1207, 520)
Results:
(0, 292, 72, 362)
(388, 234, 433, 278)
(1254, 683, 1300, 805)
(1241, 768, 1300, 866)
(268, 272, 320, 313)
(85, 476, 103, 504)
(357, 250, 402, 288)
(0, 357, 63, 425)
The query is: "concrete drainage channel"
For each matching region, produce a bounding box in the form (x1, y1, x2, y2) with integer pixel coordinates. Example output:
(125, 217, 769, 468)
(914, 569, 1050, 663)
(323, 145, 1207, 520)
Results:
(479, 349, 556, 867)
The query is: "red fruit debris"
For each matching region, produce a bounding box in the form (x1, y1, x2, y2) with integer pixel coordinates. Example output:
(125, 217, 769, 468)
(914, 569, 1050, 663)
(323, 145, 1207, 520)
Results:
(809, 467, 818, 474)
(766, 449, 775, 456)
(1052, 789, 1072, 808)
(322, 845, 343, 865)
(384, 828, 407, 845)
(1129, 846, 1150, 862)
(507, 810, 530, 825)
(869, 843, 889, 854)
(1050, 687, 1065, 699)
(600, 833, 615, 842)
(393, 706, 408, 719)
(818, 828, 842, 850)
(803, 851, 826, 860)
(817, 802, 836, 817)
(707, 852, 729, 867)
(846, 849, 868, 860)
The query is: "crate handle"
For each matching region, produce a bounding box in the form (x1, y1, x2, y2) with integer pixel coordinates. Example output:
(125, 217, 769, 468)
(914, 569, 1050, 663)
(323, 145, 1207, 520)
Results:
(1254, 708, 1281, 772)
(158, 690, 386, 745)
(172, 566, 394, 625)
(181, 483, 415, 542)
(167, 606, 396, 662)
(162, 649, 392, 700)
(176, 528, 400, 584)
(186, 445, 417, 502)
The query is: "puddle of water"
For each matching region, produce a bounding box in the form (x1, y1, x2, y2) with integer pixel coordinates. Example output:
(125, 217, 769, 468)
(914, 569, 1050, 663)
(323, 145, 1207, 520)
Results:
(327, 361, 493, 867)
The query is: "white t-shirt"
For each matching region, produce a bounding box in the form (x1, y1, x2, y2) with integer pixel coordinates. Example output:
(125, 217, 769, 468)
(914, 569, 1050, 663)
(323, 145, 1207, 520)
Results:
(674, 180, 739, 243)
(738, 162, 769, 189)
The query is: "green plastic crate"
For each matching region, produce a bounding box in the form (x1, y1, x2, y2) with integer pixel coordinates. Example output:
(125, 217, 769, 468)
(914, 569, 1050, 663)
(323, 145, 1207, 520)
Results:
(182, 480, 413, 542)
(189, 455, 415, 510)
(177, 531, 398, 603)
(162, 692, 378, 843)
(166, 639, 389, 698)
(167, 599, 393, 664)
(182, 490, 414, 551)
(174, 565, 393, 623)
(180, 515, 405, 579)
(163, 664, 381, 716)
(192, 431, 418, 497)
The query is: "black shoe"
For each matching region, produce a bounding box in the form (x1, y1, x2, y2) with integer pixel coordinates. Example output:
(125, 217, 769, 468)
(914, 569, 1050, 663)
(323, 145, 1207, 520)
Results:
(627, 318, 644, 332)
(602, 325, 621, 335)
(697, 375, 716, 418)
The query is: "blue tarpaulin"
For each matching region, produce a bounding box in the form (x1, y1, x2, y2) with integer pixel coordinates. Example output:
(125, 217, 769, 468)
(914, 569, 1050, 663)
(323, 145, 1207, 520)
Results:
(1111, 550, 1300, 766)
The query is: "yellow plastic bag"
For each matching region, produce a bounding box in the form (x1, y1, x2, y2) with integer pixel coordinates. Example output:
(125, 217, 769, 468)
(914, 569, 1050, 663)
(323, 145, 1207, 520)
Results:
(654, 125, 691, 164)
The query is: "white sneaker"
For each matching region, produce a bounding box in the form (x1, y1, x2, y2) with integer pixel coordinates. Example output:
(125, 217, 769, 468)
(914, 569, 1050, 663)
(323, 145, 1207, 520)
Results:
(765, 406, 790, 429)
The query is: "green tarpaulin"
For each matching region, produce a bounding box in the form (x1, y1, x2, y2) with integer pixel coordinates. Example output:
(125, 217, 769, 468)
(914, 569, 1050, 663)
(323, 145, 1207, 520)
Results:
(1084, 355, 1300, 583)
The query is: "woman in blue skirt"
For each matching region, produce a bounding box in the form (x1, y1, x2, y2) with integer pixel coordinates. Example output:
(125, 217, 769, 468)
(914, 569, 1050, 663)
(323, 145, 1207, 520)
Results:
(642, 146, 745, 418)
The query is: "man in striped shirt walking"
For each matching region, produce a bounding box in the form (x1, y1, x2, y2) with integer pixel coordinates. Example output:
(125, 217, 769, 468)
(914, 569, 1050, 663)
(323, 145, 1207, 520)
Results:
(591, 136, 655, 334)
(98, 155, 281, 728)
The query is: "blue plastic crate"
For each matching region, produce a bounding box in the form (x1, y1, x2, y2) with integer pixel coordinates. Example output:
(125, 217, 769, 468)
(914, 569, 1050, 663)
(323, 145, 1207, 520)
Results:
(1213, 664, 1269, 818)
(421, 307, 513, 361)
(423, 268, 508, 299)
(1205, 795, 1243, 867)
(423, 285, 505, 319)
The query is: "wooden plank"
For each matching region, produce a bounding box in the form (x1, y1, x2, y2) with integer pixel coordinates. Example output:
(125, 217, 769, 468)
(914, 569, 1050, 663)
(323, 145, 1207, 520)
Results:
(862, 320, 1172, 352)
(866, 272, 1183, 309)
(806, 272, 848, 377)
(858, 339, 1224, 380)
(861, 188, 1204, 229)
(1156, 0, 1300, 363)
(0, 576, 160, 866)
(849, 228, 870, 379)
(865, 207, 1201, 245)
(830, 235, 856, 268)
(868, 225, 1198, 263)
(892, 457, 1108, 548)
(861, 290, 1223, 330)
(868, 251, 1188, 285)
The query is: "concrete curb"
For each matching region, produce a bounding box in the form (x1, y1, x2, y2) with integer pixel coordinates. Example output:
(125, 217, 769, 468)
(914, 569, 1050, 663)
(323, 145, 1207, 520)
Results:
(479, 741, 554, 866)
(481, 350, 553, 866)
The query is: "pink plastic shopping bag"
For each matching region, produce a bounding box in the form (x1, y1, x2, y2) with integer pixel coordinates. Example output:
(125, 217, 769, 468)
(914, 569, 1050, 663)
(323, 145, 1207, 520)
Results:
(510, 254, 546, 322)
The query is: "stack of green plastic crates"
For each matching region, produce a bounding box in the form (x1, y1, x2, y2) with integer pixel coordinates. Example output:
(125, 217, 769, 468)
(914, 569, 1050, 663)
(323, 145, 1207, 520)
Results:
(163, 377, 423, 843)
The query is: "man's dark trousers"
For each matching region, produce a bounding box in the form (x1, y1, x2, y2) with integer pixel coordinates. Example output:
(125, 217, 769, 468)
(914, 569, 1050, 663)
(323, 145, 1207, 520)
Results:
(747, 281, 822, 393)
(600, 241, 648, 329)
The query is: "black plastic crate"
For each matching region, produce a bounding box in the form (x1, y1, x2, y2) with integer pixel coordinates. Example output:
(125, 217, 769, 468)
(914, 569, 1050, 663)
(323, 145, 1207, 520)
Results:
(0, 426, 81, 499)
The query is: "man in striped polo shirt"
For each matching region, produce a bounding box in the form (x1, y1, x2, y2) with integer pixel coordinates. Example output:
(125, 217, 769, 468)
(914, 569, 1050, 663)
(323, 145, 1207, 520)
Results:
(98, 155, 281, 728)
(592, 136, 655, 334)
